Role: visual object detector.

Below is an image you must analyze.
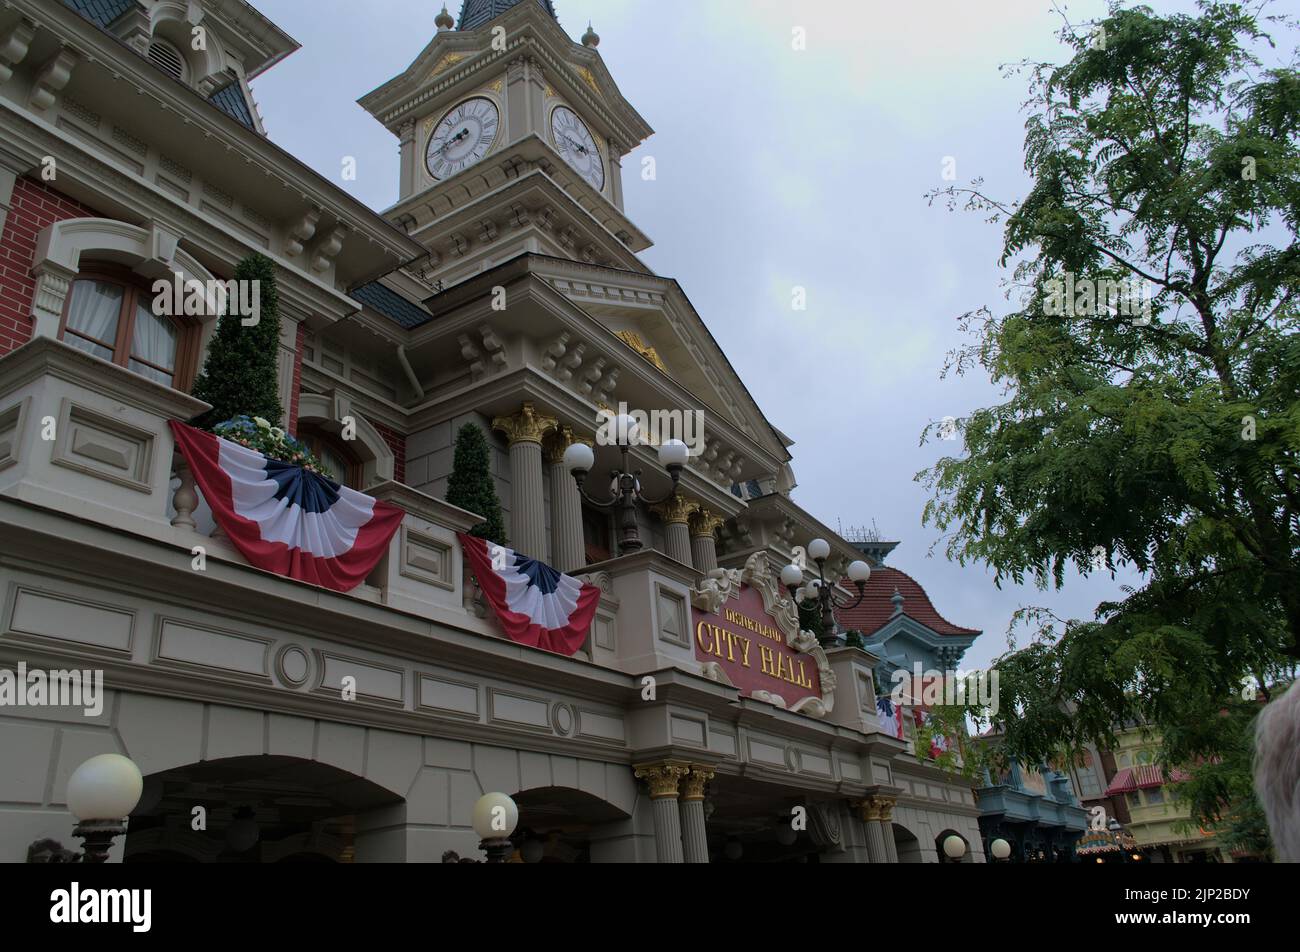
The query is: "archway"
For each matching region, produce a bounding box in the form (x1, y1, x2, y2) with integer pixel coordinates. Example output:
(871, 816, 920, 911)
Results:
(296, 391, 395, 488)
(124, 755, 403, 864)
(893, 823, 924, 863)
(936, 829, 973, 863)
(509, 786, 632, 864)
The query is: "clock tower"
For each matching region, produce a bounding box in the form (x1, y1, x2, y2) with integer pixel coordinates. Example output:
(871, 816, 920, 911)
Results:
(358, 0, 654, 289)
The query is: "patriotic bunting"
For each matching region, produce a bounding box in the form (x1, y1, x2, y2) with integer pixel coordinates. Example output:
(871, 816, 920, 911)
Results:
(459, 533, 600, 657)
(169, 421, 403, 592)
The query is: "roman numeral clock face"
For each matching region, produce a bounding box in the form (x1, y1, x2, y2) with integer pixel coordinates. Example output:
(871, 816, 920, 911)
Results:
(550, 106, 605, 192)
(425, 97, 499, 180)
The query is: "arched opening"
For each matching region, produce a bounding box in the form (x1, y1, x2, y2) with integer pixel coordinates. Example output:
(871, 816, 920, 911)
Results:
(893, 823, 924, 863)
(295, 392, 395, 489)
(936, 829, 973, 863)
(124, 755, 402, 864)
(509, 786, 631, 864)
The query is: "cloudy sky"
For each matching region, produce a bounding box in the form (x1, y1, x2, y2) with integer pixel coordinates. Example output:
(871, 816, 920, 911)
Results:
(248, 0, 1237, 671)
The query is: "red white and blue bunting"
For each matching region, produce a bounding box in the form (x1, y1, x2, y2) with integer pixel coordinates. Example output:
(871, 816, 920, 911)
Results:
(459, 533, 600, 657)
(170, 421, 403, 592)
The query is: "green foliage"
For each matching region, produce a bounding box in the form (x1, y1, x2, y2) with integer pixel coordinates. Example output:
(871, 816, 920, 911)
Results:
(213, 415, 325, 474)
(445, 423, 507, 545)
(920, 2, 1300, 775)
(191, 253, 282, 428)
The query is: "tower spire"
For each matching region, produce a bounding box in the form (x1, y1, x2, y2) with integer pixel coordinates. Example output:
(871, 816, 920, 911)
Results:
(457, 0, 558, 32)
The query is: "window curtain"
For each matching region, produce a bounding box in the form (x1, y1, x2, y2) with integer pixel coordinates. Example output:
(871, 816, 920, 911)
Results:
(128, 301, 178, 386)
(64, 280, 122, 361)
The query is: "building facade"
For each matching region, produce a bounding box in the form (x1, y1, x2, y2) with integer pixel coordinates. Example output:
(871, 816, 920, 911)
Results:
(2, 0, 980, 863)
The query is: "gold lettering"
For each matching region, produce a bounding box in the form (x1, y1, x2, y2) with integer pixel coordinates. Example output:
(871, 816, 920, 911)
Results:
(696, 620, 712, 654)
(737, 636, 751, 667)
(724, 631, 737, 663)
(760, 645, 776, 676)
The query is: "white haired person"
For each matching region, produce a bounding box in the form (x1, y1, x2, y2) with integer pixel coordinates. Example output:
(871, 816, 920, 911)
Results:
(1255, 680, 1300, 861)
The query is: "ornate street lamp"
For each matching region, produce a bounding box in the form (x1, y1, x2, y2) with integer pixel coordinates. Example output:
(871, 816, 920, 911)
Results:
(28, 754, 143, 863)
(564, 413, 690, 556)
(472, 792, 520, 863)
(780, 538, 871, 649)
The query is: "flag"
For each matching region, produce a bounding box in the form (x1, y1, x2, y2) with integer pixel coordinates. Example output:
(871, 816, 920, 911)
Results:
(459, 533, 600, 657)
(876, 696, 904, 738)
(170, 421, 403, 592)
(913, 708, 951, 759)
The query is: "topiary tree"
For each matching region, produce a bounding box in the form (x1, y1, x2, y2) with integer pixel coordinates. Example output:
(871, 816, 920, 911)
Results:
(192, 252, 281, 427)
(445, 423, 507, 545)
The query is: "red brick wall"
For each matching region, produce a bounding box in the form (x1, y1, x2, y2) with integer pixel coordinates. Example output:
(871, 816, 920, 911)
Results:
(0, 177, 97, 356)
(373, 421, 406, 485)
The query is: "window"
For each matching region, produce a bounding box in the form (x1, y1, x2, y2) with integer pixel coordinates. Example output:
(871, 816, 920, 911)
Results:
(1145, 787, 1164, 805)
(1126, 792, 1142, 809)
(60, 272, 193, 389)
(1136, 750, 1153, 765)
(582, 504, 612, 565)
(298, 427, 362, 489)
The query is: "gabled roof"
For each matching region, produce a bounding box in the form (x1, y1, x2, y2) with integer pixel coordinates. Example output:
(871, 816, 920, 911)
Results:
(459, 0, 558, 31)
(834, 566, 981, 638)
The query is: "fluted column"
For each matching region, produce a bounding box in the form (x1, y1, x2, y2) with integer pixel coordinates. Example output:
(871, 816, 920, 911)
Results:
(544, 426, 588, 573)
(689, 508, 725, 573)
(855, 798, 890, 863)
(678, 765, 714, 863)
(880, 797, 899, 863)
(492, 402, 557, 562)
(651, 494, 699, 568)
(634, 762, 689, 864)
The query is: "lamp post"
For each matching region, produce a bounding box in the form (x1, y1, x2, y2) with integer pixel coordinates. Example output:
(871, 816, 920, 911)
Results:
(563, 414, 691, 556)
(28, 754, 143, 863)
(780, 538, 871, 648)
(472, 792, 520, 863)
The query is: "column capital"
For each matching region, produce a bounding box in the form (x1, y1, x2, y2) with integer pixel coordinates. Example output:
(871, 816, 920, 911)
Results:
(634, 761, 691, 800)
(853, 795, 896, 823)
(680, 765, 716, 802)
(542, 424, 593, 464)
(651, 493, 699, 526)
(689, 507, 726, 539)
(492, 401, 557, 446)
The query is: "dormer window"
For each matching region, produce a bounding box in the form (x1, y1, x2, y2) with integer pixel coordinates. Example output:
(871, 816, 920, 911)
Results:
(147, 39, 188, 83)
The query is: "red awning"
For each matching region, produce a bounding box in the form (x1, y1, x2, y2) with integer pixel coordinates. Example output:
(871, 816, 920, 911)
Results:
(1104, 764, 1189, 795)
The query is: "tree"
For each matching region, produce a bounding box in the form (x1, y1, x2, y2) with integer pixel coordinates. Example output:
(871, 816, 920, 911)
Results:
(919, 2, 1300, 774)
(192, 253, 282, 427)
(445, 423, 507, 545)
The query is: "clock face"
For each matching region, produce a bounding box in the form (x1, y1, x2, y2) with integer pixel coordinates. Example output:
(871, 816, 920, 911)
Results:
(426, 97, 499, 180)
(550, 106, 605, 192)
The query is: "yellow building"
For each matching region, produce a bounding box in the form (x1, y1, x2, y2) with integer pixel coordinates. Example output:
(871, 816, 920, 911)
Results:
(1103, 728, 1229, 863)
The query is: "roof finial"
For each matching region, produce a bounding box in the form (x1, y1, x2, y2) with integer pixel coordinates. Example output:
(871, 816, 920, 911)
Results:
(582, 21, 600, 48)
(435, 5, 455, 30)
(890, 587, 905, 616)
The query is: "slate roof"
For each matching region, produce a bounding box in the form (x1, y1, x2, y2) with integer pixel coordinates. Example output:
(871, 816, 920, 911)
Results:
(63, 0, 135, 29)
(208, 82, 256, 130)
(834, 566, 981, 638)
(458, 0, 557, 31)
(350, 282, 434, 329)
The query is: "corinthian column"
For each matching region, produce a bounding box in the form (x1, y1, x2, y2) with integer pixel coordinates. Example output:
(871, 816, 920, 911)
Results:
(492, 402, 556, 562)
(651, 494, 699, 568)
(544, 426, 588, 573)
(880, 797, 899, 863)
(678, 765, 714, 863)
(855, 798, 890, 863)
(634, 762, 689, 864)
(689, 508, 725, 573)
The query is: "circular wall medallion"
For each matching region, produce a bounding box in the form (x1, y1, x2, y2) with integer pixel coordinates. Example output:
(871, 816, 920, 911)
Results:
(552, 703, 574, 736)
(275, 645, 311, 687)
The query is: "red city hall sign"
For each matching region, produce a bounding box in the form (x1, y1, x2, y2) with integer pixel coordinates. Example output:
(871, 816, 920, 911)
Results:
(693, 583, 821, 709)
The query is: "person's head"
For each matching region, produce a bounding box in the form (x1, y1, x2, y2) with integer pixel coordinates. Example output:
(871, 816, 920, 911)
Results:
(1254, 681, 1300, 862)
